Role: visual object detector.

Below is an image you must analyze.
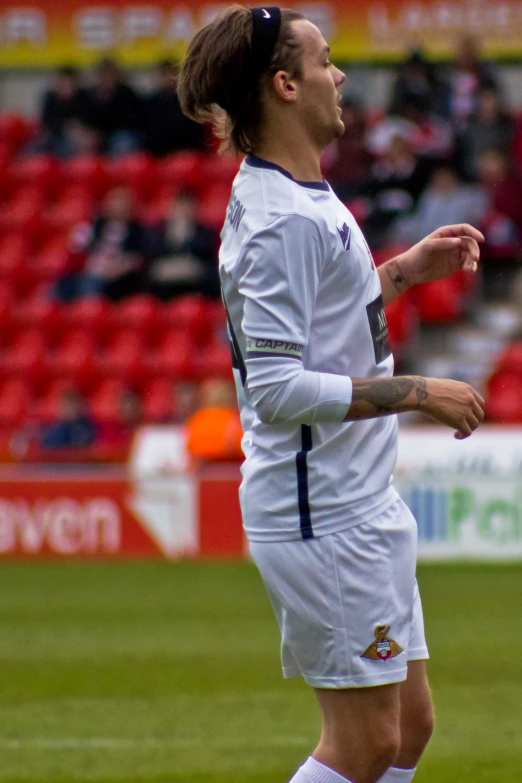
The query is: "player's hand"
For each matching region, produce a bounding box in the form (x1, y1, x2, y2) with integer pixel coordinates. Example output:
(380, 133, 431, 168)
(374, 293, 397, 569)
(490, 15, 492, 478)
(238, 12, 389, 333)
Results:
(418, 377, 485, 439)
(400, 224, 484, 286)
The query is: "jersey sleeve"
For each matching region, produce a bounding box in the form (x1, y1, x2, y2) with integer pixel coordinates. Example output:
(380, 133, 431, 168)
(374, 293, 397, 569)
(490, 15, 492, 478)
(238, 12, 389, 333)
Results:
(235, 214, 353, 425)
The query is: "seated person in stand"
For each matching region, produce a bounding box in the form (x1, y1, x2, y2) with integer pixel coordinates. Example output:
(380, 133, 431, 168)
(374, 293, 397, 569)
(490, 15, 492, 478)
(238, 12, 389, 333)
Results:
(143, 60, 206, 156)
(185, 378, 243, 461)
(31, 66, 96, 158)
(56, 186, 147, 301)
(80, 58, 143, 155)
(98, 388, 143, 450)
(41, 389, 96, 449)
(362, 133, 433, 248)
(147, 190, 219, 300)
(456, 87, 515, 180)
(476, 148, 522, 249)
(328, 98, 372, 201)
(172, 380, 200, 424)
(392, 165, 487, 245)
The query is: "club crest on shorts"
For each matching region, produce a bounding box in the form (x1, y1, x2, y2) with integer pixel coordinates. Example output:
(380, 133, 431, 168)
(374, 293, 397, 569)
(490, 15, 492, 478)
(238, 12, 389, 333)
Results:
(361, 625, 403, 661)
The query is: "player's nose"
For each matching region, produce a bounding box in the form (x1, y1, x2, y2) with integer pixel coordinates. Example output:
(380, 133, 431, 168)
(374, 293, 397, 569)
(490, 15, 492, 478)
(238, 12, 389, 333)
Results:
(333, 66, 346, 87)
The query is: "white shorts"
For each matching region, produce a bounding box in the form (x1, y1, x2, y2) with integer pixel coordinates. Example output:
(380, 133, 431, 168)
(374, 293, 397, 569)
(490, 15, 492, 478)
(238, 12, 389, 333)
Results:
(250, 497, 428, 689)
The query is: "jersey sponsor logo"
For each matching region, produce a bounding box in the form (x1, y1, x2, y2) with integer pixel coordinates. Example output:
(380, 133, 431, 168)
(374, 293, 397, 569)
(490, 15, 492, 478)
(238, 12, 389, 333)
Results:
(361, 625, 403, 661)
(246, 338, 304, 357)
(227, 193, 246, 232)
(337, 221, 351, 250)
(366, 293, 391, 364)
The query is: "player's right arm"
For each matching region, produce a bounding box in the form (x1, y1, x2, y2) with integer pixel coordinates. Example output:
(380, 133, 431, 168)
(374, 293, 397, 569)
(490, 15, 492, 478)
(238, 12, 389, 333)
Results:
(236, 213, 484, 439)
(346, 376, 485, 440)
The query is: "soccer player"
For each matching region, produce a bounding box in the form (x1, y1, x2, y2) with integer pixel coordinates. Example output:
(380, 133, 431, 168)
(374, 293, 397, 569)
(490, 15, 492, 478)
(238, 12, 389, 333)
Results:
(179, 7, 485, 783)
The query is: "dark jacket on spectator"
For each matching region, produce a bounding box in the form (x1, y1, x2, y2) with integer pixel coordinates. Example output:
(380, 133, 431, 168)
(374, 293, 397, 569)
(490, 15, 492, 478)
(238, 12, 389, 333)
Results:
(41, 87, 89, 139)
(143, 88, 205, 156)
(41, 416, 96, 449)
(81, 83, 143, 143)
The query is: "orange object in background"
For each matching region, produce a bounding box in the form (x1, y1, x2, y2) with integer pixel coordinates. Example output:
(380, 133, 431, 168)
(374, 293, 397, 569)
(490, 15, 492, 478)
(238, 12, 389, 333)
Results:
(186, 378, 243, 461)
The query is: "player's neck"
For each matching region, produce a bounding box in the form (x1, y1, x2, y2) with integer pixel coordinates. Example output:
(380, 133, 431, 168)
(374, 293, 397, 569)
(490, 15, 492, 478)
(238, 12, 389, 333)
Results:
(254, 129, 323, 183)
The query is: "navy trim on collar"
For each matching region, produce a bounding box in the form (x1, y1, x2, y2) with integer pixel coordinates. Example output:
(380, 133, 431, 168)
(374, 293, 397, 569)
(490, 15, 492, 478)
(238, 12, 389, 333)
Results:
(245, 154, 330, 192)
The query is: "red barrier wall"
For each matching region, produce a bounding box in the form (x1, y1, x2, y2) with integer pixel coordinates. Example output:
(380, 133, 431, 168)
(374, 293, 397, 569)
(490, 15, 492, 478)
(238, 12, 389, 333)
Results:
(0, 466, 244, 558)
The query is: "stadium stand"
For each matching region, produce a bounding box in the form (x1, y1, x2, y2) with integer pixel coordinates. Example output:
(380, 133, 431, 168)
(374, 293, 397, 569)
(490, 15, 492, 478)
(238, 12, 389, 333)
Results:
(1, 40, 522, 460)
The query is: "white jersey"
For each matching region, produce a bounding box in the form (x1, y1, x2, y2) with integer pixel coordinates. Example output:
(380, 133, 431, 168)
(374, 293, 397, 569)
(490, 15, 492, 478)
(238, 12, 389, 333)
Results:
(220, 155, 399, 542)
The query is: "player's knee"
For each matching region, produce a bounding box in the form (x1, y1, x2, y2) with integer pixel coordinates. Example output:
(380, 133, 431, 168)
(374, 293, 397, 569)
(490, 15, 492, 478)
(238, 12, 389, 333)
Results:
(370, 724, 401, 770)
(402, 700, 434, 760)
(412, 701, 434, 751)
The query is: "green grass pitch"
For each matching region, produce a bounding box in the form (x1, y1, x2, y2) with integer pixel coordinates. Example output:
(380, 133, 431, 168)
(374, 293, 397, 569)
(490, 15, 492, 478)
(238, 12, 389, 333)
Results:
(0, 560, 521, 782)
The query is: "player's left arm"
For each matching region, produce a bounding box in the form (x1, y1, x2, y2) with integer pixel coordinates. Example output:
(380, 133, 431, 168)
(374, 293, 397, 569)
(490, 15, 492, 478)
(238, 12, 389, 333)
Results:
(378, 223, 484, 306)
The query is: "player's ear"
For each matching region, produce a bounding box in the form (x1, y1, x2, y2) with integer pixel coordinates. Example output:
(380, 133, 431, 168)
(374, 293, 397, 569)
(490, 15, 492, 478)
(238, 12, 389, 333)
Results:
(272, 70, 298, 103)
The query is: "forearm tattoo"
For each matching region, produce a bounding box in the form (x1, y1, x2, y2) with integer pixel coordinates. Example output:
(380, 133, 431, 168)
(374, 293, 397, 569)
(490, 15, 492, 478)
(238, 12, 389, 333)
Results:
(385, 259, 409, 294)
(352, 376, 428, 414)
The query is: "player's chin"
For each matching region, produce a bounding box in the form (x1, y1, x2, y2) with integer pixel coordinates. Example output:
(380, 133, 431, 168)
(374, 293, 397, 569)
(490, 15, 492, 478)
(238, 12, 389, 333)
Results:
(333, 117, 345, 137)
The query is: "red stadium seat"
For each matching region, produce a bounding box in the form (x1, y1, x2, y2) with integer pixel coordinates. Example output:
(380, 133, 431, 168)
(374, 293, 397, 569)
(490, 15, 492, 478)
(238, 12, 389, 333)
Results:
(10, 292, 60, 336)
(143, 329, 194, 379)
(0, 185, 43, 234)
(44, 186, 93, 231)
(109, 295, 159, 338)
(199, 182, 231, 231)
(139, 183, 178, 224)
(0, 114, 34, 154)
(60, 155, 108, 198)
(495, 341, 522, 375)
(32, 379, 75, 424)
(194, 339, 232, 380)
(157, 151, 204, 192)
(46, 329, 96, 388)
(385, 295, 416, 353)
(61, 297, 112, 341)
(202, 154, 240, 187)
(0, 379, 32, 427)
(95, 329, 145, 383)
(142, 378, 174, 422)
(89, 379, 127, 422)
(415, 275, 462, 323)
(0, 328, 46, 383)
(33, 234, 70, 282)
(0, 233, 29, 286)
(485, 383, 522, 423)
(9, 155, 60, 198)
(158, 296, 212, 344)
(105, 153, 157, 199)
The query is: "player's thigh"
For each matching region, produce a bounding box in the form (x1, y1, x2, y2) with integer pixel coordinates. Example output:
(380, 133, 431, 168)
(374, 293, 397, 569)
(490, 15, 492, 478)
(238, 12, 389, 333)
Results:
(316, 681, 401, 743)
(250, 498, 419, 689)
(400, 659, 434, 741)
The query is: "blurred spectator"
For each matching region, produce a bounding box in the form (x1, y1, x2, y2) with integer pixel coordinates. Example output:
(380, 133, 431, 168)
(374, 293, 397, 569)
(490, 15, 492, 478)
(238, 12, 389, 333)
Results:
(476, 149, 522, 245)
(392, 165, 487, 245)
(81, 58, 143, 155)
(329, 98, 373, 200)
(456, 87, 514, 180)
(41, 389, 96, 449)
(444, 35, 497, 126)
(55, 186, 148, 301)
(390, 50, 445, 118)
(173, 380, 200, 424)
(143, 60, 206, 157)
(28, 66, 96, 158)
(147, 190, 220, 300)
(362, 134, 432, 247)
(186, 378, 243, 461)
(396, 95, 453, 159)
(98, 388, 142, 449)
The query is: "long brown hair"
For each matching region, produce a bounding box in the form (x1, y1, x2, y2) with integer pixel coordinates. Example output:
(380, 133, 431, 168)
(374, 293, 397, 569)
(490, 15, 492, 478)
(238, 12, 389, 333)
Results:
(178, 5, 304, 154)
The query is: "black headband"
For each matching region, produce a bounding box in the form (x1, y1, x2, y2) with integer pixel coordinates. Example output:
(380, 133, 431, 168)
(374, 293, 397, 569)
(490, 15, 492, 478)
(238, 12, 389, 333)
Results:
(250, 7, 282, 82)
